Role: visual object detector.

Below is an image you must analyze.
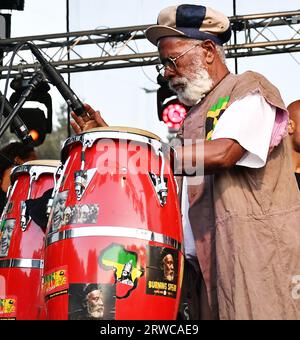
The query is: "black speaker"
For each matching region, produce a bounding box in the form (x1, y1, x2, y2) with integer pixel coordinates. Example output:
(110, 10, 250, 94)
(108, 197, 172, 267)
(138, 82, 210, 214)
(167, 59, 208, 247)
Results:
(0, 14, 11, 39)
(0, 0, 25, 11)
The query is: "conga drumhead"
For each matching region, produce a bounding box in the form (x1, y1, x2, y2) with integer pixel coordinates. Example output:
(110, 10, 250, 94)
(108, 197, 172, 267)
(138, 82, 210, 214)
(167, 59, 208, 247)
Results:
(22, 159, 61, 167)
(10, 160, 60, 184)
(84, 126, 161, 141)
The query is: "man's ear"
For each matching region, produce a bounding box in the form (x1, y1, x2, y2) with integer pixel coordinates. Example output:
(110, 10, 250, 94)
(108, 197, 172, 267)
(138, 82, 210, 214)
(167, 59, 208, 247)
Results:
(201, 40, 216, 64)
(288, 119, 296, 134)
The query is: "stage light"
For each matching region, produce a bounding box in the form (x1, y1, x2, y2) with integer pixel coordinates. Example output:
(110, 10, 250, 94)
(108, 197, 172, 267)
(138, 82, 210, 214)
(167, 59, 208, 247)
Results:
(9, 75, 52, 146)
(28, 129, 40, 142)
(162, 99, 188, 130)
(11, 108, 48, 146)
(156, 74, 189, 132)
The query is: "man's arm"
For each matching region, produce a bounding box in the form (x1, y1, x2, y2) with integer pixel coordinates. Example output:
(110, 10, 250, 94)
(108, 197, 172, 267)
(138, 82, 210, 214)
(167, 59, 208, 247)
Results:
(176, 138, 246, 175)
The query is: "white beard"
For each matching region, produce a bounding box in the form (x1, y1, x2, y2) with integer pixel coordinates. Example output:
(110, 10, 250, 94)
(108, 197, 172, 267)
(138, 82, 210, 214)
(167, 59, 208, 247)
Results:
(169, 64, 213, 106)
(88, 306, 104, 319)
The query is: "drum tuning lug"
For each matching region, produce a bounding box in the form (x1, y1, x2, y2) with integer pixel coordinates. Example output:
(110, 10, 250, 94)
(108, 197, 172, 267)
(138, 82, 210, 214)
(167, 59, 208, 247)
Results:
(74, 168, 97, 201)
(46, 198, 54, 217)
(149, 173, 168, 206)
(20, 201, 31, 231)
(74, 170, 87, 200)
(158, 183, 168, 206)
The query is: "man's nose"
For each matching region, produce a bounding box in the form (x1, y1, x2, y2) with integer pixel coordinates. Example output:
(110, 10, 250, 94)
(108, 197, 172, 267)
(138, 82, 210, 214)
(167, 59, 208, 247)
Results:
(163, 67, 176, 80)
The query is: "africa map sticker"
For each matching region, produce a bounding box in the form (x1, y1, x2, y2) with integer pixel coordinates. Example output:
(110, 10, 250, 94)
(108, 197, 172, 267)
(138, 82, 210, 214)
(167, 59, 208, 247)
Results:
(68, 283, 115, 320)
(99, 244, 144, 299)
(0, 297, 16, 320)
(43, 266, 68, 301)
(146, 246, 178, 298)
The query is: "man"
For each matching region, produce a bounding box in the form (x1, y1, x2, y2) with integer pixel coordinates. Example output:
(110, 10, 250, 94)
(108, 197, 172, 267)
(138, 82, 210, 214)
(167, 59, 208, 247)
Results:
(85, 285, 105, 319)
(119, 260, 134, 286)
(287, 100, 300, 188)
(161, 250, 175, 282)
(0, 142, 37, 215)
(69, 283, 105, 320)
(71, 4, 300, 320)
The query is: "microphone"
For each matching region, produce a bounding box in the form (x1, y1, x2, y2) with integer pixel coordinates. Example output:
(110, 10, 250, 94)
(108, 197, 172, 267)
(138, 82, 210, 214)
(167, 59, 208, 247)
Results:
(27, 42, 86, 117)
(0, 91, 33, 145)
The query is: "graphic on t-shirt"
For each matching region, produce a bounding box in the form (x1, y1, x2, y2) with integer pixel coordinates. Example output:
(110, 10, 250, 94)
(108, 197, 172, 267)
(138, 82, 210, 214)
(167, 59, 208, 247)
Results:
(206, 96, 230, 140)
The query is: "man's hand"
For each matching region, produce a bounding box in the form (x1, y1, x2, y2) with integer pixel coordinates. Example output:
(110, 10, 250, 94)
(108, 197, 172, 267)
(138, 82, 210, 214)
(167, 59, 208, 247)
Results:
(70, 103, 108, 133)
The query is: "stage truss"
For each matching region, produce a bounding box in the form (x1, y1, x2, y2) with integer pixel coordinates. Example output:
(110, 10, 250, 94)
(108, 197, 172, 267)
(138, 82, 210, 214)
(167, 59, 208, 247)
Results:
(0, 10, 299, 79)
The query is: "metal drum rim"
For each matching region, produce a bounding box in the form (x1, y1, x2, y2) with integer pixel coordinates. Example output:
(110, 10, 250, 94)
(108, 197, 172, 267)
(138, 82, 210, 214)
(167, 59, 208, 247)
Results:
(45, 225, 183, 252)
(60, 130, 171, 163)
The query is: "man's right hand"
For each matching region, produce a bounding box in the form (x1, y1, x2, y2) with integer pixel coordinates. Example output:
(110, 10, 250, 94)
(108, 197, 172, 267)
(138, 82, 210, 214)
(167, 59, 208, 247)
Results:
(70, 103, 108, 134)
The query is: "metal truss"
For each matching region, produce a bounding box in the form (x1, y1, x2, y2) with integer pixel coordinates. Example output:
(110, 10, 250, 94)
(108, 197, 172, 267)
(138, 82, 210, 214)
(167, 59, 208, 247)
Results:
(0, 9, 300, 79)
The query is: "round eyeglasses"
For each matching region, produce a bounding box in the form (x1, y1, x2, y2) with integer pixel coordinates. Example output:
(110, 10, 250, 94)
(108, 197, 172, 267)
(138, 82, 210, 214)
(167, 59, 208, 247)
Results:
(156, 43, 201, 76)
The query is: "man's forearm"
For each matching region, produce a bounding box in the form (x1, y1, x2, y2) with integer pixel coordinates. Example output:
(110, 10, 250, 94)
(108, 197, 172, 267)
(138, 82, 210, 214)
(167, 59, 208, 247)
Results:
(174, 138, 245, 175)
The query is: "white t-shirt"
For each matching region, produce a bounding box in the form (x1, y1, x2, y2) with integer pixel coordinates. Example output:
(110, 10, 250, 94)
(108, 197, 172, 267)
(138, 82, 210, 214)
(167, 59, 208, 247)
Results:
(182, 92, 276, 258)
(181, 176, 197, 259)
(211, 92, 276, 168)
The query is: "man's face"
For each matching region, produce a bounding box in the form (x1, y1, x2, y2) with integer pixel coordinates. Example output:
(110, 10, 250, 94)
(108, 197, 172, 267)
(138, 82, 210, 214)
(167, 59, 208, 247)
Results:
(162, 254, 175, 281)
(0, 220, 15, 256)
(288, 102, 300, 153)
(86, 289, 104, 319)
(158, 37, 213, 106)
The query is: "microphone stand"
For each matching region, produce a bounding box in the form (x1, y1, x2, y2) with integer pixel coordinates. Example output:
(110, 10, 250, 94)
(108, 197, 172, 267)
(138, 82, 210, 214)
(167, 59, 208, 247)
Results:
(0, 71, 46, 140)
(0, 91, 33, 144)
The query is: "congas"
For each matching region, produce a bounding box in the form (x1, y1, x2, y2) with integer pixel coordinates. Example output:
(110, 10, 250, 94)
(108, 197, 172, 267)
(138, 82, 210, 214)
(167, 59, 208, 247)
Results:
(44, 127, 184, 320)
(0, 160, 60, 320)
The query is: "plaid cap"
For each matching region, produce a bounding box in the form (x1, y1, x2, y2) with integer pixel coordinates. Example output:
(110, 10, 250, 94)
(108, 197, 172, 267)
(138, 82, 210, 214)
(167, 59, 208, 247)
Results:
(145, 4, 231, 46)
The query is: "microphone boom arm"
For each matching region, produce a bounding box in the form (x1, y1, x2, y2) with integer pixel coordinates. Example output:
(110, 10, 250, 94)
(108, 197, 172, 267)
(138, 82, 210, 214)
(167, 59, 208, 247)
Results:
(0, 72, 46, 141)
(27, 42, 86, 117)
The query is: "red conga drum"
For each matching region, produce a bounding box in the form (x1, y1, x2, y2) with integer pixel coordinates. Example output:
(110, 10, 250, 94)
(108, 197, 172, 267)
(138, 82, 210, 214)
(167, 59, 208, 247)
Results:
(44, 127, 184, 320)
(0, 160, 60, 320)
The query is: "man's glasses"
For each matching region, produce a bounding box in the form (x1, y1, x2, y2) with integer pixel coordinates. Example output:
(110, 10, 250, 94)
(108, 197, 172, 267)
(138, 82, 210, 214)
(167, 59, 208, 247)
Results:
(156, 43, 202, 76)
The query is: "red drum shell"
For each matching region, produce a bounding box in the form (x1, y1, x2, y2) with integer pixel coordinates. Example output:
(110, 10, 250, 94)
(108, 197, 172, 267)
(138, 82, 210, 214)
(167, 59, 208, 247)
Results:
(0, 160, 60, 320)
(44, 128, 184, 320)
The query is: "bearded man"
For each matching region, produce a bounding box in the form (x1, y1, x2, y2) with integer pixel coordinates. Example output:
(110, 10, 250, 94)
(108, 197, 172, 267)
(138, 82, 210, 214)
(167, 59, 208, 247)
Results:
(70, 4, 300, 320)
(287, 100, 300, 188)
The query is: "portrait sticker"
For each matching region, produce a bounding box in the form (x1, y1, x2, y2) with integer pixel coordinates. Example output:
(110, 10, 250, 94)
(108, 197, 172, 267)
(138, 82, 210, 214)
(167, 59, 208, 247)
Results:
(99, 244, 144, 299)
(62, 204, 99, 226)
(0, 297, 17, 320)
(146, 246, 178, 299)
(68, 283, 116, 320)
(43, 266, 69, 301)
(0, 219, 16, 258)
(48, 190, 69, 234)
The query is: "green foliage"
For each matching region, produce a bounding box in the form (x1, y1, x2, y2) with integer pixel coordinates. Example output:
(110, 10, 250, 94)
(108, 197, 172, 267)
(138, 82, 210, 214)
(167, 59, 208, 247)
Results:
(0, 129, 17, 148)
(35, 103, 69, 160)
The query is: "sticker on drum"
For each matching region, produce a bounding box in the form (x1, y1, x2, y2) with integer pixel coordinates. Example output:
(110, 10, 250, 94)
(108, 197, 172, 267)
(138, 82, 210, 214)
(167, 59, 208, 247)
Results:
(146, 246, 178, 299)
(48, 191, 69, 234)
(99, 244, 144, 299)
(68, 283, 116, 320)
(0, 219, 16, 257)
(0, 297, 17, 320)
(62, 204, 99, 226)
(43, 266, 69, 301)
